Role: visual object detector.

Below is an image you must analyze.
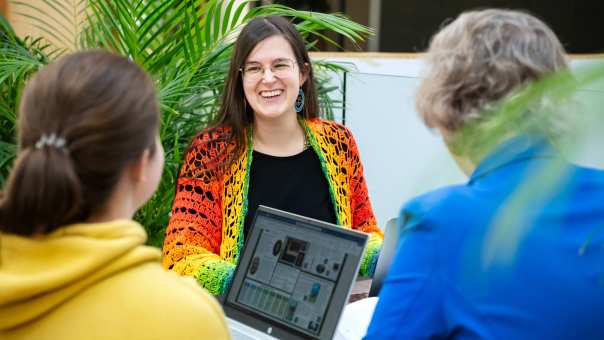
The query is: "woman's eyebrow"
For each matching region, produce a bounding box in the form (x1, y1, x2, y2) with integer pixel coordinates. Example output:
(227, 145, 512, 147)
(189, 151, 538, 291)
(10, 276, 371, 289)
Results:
(244, 57, 290, 65)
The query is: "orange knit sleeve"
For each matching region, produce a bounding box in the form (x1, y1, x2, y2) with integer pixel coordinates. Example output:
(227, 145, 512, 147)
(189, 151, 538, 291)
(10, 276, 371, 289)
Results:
(345, 126, 383, 277)
(162, 129, 235, 295)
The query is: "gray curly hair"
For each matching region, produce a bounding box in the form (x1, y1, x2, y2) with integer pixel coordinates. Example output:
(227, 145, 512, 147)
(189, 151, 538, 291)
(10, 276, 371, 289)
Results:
(416, 9, 568, 136)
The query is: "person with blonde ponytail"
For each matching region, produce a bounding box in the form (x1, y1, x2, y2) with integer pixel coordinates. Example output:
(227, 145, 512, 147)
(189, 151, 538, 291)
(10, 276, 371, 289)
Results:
(0, 50, 229, 340)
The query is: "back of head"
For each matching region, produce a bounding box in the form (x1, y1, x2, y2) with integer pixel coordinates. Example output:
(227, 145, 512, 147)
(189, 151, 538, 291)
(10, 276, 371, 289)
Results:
(0, 50, 159, 236)
(416, 9, 568, 136)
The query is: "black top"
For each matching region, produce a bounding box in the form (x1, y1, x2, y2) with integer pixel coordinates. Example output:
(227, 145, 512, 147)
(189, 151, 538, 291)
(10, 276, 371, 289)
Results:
(244, 148, 337, 241)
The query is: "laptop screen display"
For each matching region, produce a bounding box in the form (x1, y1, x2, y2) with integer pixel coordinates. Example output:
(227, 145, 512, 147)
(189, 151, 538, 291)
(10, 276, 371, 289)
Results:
(225, 207, 367, 339)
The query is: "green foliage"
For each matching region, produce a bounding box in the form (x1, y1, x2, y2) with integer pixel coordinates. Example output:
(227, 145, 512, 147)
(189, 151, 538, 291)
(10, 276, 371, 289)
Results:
(0, 15, 50, 183)
(0, 1, 369, 246)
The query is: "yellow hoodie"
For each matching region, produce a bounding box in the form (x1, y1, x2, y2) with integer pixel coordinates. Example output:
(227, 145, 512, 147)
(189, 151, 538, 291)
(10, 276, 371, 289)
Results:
(0, 220, 230, 340)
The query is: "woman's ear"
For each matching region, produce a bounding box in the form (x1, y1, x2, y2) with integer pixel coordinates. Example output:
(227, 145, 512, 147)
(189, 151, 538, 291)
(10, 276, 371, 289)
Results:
(128, 149, 151, 183)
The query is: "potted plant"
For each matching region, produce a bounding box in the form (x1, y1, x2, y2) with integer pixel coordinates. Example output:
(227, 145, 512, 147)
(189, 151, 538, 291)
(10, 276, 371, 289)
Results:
(0, 0, 370, 245)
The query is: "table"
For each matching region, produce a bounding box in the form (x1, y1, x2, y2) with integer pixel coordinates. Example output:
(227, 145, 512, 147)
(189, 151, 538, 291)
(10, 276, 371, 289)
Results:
(349, 278, 372, 303)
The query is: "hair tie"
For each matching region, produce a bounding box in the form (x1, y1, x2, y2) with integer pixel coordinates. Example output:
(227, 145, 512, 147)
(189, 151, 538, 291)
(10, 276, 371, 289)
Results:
(35, 133, 68, 153)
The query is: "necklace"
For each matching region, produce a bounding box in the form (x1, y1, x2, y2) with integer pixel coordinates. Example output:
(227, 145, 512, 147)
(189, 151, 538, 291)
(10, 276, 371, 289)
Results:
(303, 131, 311, 151)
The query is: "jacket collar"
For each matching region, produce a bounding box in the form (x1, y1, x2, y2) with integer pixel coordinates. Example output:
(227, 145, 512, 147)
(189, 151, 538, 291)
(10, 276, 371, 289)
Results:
(469, 134, 559, 184)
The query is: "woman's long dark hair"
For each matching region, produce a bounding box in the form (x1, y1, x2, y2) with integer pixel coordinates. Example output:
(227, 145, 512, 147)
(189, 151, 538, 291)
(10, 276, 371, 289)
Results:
(211, 16, 320, 165)
(0, 50, 159, 236)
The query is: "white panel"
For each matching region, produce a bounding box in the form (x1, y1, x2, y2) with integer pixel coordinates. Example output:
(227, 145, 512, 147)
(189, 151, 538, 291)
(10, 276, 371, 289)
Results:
(344, 73, 465, 227)
(311, 55, 604, 228)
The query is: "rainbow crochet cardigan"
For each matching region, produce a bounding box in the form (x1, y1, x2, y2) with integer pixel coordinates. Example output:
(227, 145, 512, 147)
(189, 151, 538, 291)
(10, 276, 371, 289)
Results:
(162, 118, 383, 295)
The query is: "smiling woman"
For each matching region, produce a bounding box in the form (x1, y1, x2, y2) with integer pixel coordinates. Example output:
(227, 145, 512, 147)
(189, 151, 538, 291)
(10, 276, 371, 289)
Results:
(161, 16, 384, 296)
(241, 35, 308, 146)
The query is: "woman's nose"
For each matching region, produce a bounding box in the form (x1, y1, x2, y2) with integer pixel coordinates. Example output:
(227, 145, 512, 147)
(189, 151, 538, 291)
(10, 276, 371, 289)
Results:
(261, 68, 276, 82)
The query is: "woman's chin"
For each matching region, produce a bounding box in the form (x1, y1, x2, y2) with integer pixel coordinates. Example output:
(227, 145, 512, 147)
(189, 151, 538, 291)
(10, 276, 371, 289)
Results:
(253, 107, 296, 121)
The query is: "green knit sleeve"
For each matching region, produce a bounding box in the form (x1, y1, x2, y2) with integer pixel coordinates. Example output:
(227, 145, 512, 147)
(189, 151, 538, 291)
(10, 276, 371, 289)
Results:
(359, 231, 383, 277)
(195, 258, 236, 296)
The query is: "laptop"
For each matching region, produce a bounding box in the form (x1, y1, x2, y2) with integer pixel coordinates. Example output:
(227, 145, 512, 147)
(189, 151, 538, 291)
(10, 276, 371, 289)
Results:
(368, 218, 401, 297)
(223, 205, 369, 340)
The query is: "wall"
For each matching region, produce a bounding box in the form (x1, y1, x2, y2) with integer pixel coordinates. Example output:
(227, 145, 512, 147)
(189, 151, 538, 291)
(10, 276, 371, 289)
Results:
(5, 0, 86, 52)
(4, 0, 249, 52)
(378, 1, 604, 53)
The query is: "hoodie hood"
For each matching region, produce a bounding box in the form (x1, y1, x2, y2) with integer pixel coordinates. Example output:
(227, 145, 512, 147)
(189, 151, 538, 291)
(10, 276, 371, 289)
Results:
(0, 220, 160, 330)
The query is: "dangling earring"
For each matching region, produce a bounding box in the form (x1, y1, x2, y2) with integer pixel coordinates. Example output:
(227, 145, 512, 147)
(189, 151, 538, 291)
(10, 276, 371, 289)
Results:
(295, 88, 305, 113)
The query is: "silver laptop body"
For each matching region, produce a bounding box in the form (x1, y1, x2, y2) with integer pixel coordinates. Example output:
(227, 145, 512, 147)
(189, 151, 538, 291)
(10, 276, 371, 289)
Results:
(223, 206, 369, 340)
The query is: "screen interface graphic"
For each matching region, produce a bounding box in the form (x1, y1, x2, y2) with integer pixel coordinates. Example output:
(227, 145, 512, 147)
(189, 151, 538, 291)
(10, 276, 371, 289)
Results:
(234, 216, 358, 336)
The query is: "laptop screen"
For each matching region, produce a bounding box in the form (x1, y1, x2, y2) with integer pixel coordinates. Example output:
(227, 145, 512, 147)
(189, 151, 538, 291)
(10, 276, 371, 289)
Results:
(224, 206, 368, 340)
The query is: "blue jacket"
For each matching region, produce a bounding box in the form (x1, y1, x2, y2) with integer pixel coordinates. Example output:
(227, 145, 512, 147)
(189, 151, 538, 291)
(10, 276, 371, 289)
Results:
(365, 136, 604, 339)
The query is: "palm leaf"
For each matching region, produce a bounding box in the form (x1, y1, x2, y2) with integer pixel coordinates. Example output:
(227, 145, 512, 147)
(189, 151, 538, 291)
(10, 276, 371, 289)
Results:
(3, 0, 372, 246)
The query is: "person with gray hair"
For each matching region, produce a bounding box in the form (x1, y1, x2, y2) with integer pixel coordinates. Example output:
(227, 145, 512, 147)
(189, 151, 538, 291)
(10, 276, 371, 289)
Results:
(417, 8, 568, 158)
(364, 9, 604, 339)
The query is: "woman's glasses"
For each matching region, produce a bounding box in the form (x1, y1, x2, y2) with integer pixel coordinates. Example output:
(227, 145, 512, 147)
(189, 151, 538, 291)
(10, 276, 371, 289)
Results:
(240, 58, 297, 82)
